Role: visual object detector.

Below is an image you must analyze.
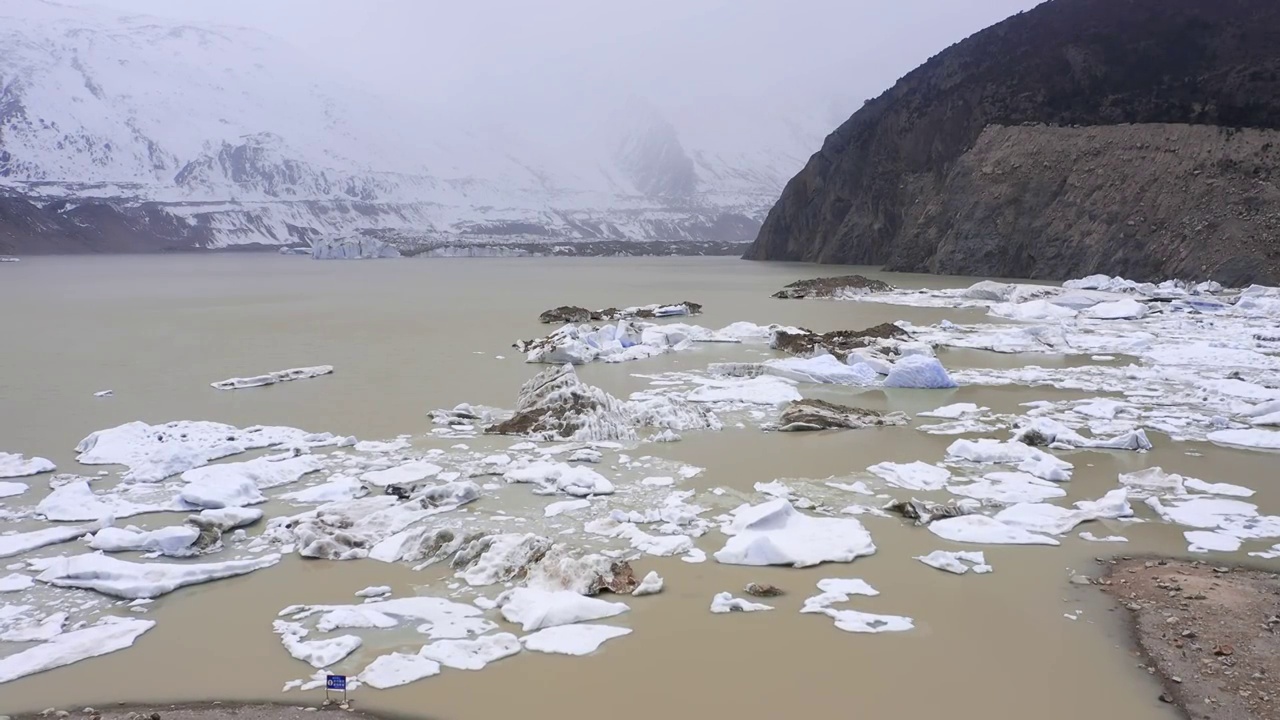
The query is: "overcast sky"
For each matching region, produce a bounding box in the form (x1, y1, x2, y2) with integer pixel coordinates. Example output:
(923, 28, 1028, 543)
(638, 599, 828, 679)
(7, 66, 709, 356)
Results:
(60, 0, 1044, 125)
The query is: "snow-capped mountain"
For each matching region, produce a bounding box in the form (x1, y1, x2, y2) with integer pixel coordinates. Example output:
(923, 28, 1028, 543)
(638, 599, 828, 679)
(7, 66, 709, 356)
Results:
(0, 0, 831, 253)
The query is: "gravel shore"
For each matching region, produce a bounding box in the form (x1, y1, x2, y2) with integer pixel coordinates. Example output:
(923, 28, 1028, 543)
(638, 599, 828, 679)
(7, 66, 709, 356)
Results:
(8, 703, 392, 720)
(1098, 557, 1279, 720)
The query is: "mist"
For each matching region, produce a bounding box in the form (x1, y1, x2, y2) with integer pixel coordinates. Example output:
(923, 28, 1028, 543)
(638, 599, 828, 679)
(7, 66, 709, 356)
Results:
(58, 0, 1044, 138)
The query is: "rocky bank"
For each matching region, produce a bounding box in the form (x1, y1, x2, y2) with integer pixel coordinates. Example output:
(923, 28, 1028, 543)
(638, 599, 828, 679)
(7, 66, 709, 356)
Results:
(745, 0, 1280, 285)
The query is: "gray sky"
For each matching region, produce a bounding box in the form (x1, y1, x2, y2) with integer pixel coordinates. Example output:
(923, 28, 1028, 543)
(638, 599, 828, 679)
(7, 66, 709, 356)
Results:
(62, 0, 1044, 125)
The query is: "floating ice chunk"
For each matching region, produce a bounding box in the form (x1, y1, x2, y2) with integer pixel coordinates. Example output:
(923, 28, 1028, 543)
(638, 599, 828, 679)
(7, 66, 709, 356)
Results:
(1119, 467, 1187, 496)
(75, 421, 335, 482)
(1207, 428, 1280, 451)
(1082, 298, 1148, 320)
(928, 515, 1060, 546)
(918, 403, 987, 419)
(35, 553, 281, 599)
(355, 586, 392, 598)
(1079, 532, 1127, 542)
(358, 652, 440, 688)
(0, 520, 104, 559)
(544, 499, 590, 517)
(945, 438, 1073, 481)
(459, 534, 554, 587)
(504, 462, 614, 497)
(710, 592, 773, 613)
(1012, 417, 1151, 452)
(915, 550, 991, 575)
(1183, 478, 1255, 497)
(883, 355, 958, 389)
(762, 355, 880, 385)
(88, 526, 202, 557)
(0, 611, 67, 642)
(0, 481, 27, 499)
(279, 478, 367, 505)
(962, 280, 1017, 301)
(210, 365, 333, 390)
(361, 460, 444, 488)
(301, 597, 488, 639)
(1251, 411, 1280, 427)
(992, 490, 1131, 536)
(1071, 399, 1126, 419)
(714, 499, 876, 568)
(988, 299, 1078, 322)
(94, 390, 114, 398)
(632, 571, 664, 596)
(182, 455, 324, 492)
(0, 617, 155, 684)
(826, 610, 914, 634)
(826, 481, 874, 495)
(498, 588, 629, 631)
(1250, 544, 1280, 560)
(0, 573, 34, 592)
(1243, 398, 1280, 419)
(816, 578, 879, 597)
(420, 633, 521, 670)
(1143, 496, 1258, 529)
(37, 480, 177, 522)
(611, 525, 693, 557)
(0, 452, 55, 479)
(947, 472, 1066, 504)
(1184, 531, 1242, 553)
(274, 620, 363, 668)
(178, 476, 265, 509)
(521, 624, 631, 655)
(315, 607, 398, 632)
(687, 376, 802, 405)
(867, 461, 950, 491)
(640, 476, 676, 487)
(355, 439, 411, 453)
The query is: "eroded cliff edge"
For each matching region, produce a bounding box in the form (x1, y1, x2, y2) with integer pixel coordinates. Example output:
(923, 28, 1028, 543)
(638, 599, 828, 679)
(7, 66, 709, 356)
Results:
(745, 0, 1280, 285)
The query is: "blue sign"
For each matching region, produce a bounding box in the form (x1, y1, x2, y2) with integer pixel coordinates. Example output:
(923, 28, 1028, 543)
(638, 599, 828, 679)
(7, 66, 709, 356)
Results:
(326, 675, 347, 691)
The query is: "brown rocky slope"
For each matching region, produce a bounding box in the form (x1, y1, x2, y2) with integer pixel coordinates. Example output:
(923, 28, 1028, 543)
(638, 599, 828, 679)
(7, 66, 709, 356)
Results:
(744, 0, 1280, 285)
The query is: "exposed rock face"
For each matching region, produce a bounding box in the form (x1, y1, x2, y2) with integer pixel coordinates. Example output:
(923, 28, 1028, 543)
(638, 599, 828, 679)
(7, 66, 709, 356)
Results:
(772, 323, 909, 360)
(776, 399, 908, 432)
(746, 0, 1280, 284)
(772, 275, 892, 299)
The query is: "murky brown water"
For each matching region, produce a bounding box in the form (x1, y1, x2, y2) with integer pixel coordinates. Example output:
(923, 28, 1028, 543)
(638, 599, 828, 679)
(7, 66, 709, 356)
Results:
(3, 254, 1267, 719)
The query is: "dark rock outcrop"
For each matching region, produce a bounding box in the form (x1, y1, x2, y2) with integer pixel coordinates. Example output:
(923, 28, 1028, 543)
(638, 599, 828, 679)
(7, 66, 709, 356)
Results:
(537, 302, 702, 324)
(775, 399, 908, 432)
(746, 0, 1280, 284)
(772, 275, 893, 299)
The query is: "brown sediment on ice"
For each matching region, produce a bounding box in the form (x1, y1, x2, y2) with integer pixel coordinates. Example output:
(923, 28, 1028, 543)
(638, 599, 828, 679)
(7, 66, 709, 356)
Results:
(771, 322, 909, 360)
(771, 275, 893, 299)
(1097, 557, 1280, 720)
(10, 703, 395, 720)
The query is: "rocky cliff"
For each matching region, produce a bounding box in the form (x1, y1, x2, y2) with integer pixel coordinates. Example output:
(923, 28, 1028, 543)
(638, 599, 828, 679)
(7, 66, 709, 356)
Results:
(745, 0, 1280, 285)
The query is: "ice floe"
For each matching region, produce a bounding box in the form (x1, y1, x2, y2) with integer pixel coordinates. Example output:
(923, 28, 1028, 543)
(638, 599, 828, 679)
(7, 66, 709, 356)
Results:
(947, 472, 1067, 504)
(75, 421, 339, 482)
(420, 633, 521, 670)
(709, 592, 773, 613)
(0, 573, 35, 593)
(504, 462, 614, 497)
(687, 376, 802, 406)
(358, 652, 440, 688)
(0, 452, 55, 479)
(867, 461, 951, 491)
(521, 624, 631, 655)
(274, 620, 363, 668)
(0, 616, 155, 684)
(34, 553, 281, 599)
(0, 481, 28, 499)
(497, 588, 629, 631)
(945, 438, 1073, 481)
(361, 460, 443, 488)
(210, 365, 333, 390)
(714, 499, 876, 568)
(915, 550, 992, 575)
(88, 525, 203, 557)
(927, 515, 1059, 546)
(37, 480, 180, 521)
(1184, 531, 1242, 553)
(0, 520, 106, 559)
(1207, 428, 1280, 451)
(919, 403, 988, 419)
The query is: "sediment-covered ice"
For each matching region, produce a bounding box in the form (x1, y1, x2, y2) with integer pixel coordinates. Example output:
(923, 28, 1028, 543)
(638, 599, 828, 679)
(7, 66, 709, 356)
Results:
(709, 592, 773, 613)
(35, 553, 281, 599)
(75, 421, 338, 482)
(0, 452, 55, 479)
(882, 355, 958, 389)
(0, 520, 105, 559)
(867, 461, 951, 491)
(714, 499, 876, 568)
(419, 633, 521, 670)
(0, 616, 155, 684)
(497, 588, 629, 631)
(915, 550, 992, 575)
(927, 515, 1060, 546)
(521, 624, 631, 655)
(458, 533, 554, 587)
(210, 365, 333, 390)
(358, 652, 440, 688)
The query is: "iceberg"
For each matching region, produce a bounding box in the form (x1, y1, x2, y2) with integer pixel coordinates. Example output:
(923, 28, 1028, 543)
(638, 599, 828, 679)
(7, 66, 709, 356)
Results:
(210, 365, 333, 390)
(714, 499, 876, 568)
(311, 236, 401, 260)
(882, 355, 958, 389)
(0, 452, 55, 478)
(35, 553, 281, 599)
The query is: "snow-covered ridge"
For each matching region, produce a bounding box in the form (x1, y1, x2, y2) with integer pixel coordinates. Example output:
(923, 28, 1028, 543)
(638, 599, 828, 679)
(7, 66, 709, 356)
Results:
(0, 0, 826, 252)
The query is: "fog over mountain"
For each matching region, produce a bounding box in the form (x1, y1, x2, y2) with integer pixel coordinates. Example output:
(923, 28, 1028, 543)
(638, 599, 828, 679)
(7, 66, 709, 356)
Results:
(0, 0, 1040, 254)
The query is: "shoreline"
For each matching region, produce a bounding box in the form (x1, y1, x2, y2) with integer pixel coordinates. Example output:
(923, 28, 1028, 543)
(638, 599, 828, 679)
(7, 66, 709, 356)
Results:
(8, 702, 403, 720)
(1096, 556, 1279, 720)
